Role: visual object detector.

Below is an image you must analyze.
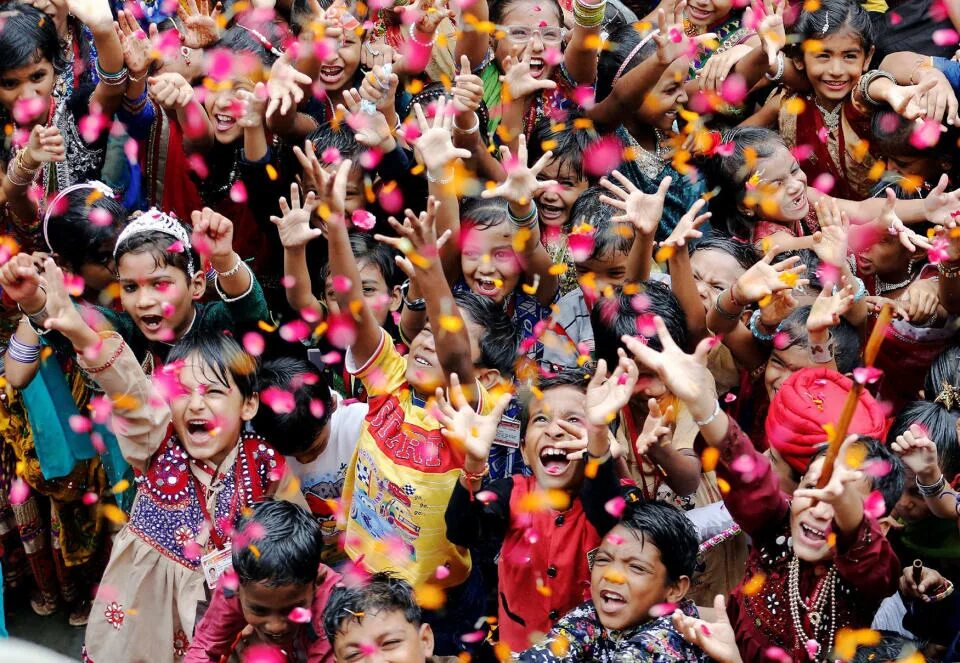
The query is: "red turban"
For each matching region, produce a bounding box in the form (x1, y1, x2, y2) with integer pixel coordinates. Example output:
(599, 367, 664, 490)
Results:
(766, 367, 886, 473)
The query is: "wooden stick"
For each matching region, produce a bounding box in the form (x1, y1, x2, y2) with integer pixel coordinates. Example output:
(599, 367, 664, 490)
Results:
(816, 304, 893, 489)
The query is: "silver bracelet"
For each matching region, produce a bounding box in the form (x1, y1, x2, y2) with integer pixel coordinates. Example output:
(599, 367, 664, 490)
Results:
(453, 113, 480, 135)
(859, 69, 896, 107)
(426, 169, 452, 184)
(765, 51, 785, 82)
(694, 400, 722, 427)
(215, 258, 244, 279)
(917, 474, 946, 497)
(214, 261, 255, 303)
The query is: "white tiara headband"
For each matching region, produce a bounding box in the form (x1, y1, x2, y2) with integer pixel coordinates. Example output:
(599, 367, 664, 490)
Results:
(113, 208, 196, 274)
(43, 181, 115, 252)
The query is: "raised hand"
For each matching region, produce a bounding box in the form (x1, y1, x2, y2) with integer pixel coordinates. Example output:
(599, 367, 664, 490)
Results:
(435, 373, 512, 467)
(358, 63, 399, 110)
(38, 257, 94, 345)
(621, 316, 719, 421)
(236, 83, 268, 128)
(176, 0, 223, 49)
(914, 67, 960, 126)
(24, 125, 66, 165)
(270, 183, 323, 248)
(398, 0, 454, 36)
(115, 8, 154, 80)
(148, 72, 194, 110)
(480, 134, 555, 206)
(585, 354, 640, 426)
(744, 0, 786, 68)
(635, 397, 674, 456)
(265, 55, 312, 118)
(66, 0, 113, 31)
(883, 77, 935, 122)
(806, 279, 855, 333)
(899, 564, 950, 603)
(374, 197, 448, 278)
(599, 171, 672, 237)
(891, 424, 940, 479)
(673, 595, 743, 663)
(812, 196, 851, 265)
(654, 1, 716, 66)
(923, 174, 960, 226)
(899, 278, 939, 325)
(452, 55, 483, 115)
(0, 252, 46, 307)
(758, 288, 798, 330)
(698, 43, 753, 93)
(360, 38, 399, 73)
(660, 197, 711, 250)
(794, 435, 866, 505)
(411, 97, 472, 175)
(500, 53, 557, 100)
(190, 207, 235, 262)
(292, 139, 325, 196)
(876, 188, 932, 251)
(338, 88, 395, 151)
(733, 248, 807, 303)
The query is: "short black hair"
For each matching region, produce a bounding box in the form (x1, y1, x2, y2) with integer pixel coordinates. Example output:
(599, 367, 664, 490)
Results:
(620, 500, 699, 582)
(0, 3, 64, 75)
(114, 220, 202, 280)
(308, 123, 363, 165)
(46, 191, 126, 273)
(318, 232, 401, 291)
(323, 572, 422, 645)
(253, 357, 335, 456)
(166, 332, 259, 400)
(460, 196, 509, 232)
(774, 249, 823, 294)
(518, 368, 591, 441)
(455, 290, 518, 378)
(489, 0, 562, 25)
(888, 400, 960, 480)
(568, 186, 633, 260)
(689, 236, 760, 273)
(775, 306, 861, 374)
(233, 500, 323, 587)
(791, 0, 875, 54)
(925, 345, 960, 413)
(810, 437, 905, 516)
(590, 281, 687, 366)
(528, 115, 593, 184)
(703, 127, 785, 240)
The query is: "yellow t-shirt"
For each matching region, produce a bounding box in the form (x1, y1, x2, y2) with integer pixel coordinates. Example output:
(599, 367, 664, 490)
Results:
(339, 330, 489, 589)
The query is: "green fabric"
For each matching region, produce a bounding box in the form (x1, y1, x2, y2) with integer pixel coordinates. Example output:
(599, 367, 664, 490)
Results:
(900, 516, 960, 560)
(481, 60, 504, 139)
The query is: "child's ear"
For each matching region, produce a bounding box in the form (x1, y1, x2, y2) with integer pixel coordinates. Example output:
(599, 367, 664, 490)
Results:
(241, 393, 260, 422)
(791, 54, 805, 72)
(418, 622, 435, 658)
(389, 284, 403, 312)
(475, 367, 501, 391)
(664, 575, 691, 605)
(863, 46, 875, 72)
(190, 271, 207, 301)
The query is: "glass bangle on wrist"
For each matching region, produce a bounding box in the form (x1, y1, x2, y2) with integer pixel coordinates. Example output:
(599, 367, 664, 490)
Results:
(765, 51, 785, 82)
(453, 113, 480, 135)
(215, 258, 244, 278)
(917, 473, 946, 497)
(408, 23, 435, 47)
(749, 309, 780, 342)
(508, 202, 538, 228)
(694, 400, 722, 427)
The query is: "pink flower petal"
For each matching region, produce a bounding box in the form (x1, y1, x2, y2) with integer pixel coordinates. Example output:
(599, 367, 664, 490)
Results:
(933, 28, 960, 47)
(69, 414, 92, 433)
(910, 119, 942, 149)
(230, 181, 248, 203)
(288, 607, 312, 623)
(567, 232, 595, 262)
(279, 319, 311, 343)
(476, 490, 498, 504)
(262, 386, 296, 414)
(583, 135, 623, 177)
(327, 314, 358, 349)
(243, 332, 265, 357)
(331, 275, 352, 294)
(82, 492, 99, 506)
(811, 173, 835, 194)
(853, 366, 883, 385)
(9, 478, 29, 505)
(309, 399, 326, 419)
(720, 74, 748, 106)
(435, 565, 451, 580)
(604, 496, 626, 518)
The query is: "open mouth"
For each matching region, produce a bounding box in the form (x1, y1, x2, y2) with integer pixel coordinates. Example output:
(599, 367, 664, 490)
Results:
(598, 589, 627, 610)
(529, 57, 545, 79)
(319, 64, 345, 85)
(475, 277, 502, 297)
(214, 113, 237, 132)
(538, 201, 565, 222)
(686, 4, 712, 21)
(539, 446, 571, 476)
(185, 418, 213, 444)
(799, 522, 827, 545)
(413, 355, 432, 368)
(139, 314, 164, 333)
(790, 191, 807, 211)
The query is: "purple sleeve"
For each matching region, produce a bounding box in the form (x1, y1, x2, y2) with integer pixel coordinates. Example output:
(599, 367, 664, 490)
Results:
(183, 583, 246, 663)
(833, 514, 901, 604)
(715, 415, 791, 537)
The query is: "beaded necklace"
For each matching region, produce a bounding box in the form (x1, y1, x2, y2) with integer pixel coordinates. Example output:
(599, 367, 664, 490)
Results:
(787, 555, 838, 660)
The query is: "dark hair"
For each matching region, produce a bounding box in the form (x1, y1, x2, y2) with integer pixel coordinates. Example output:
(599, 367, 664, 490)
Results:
(218, 20, 285, 70)
(528, 115, 593, 183)
(454, 290, 518, 378)
(252, 357, 335, 455)
(46, 191, 126, 273)
(232, 500, 322, 587)
(791, 0, 875, 54)
(774, 306, 861, 374)
(410, 83, 491, 144)
(114, 223, 202, 280)
(568, 186, 633, 260)
(489, 0, 562, 25)
(888, 400, 960, 479)
(620, 500, 699, 582)
(776, 249, 823, 293)
(590, 280, 687, 366)
(323, 572, 422, 644)
(308, 123, 363, 165)
(518, 368, 590, 441)
(870, 111, 934, 161)
(318, 232, 401, 291)
(597, 23, 659, 101)
(460, 196, 510, 232)
(166, 332, 259, 400)
(703, 127, 784, 240)
(925, 346, 960, 413)
(0, 3, 64, 75)
(689, 236, 760, 273)
(810, 437, 905, 516)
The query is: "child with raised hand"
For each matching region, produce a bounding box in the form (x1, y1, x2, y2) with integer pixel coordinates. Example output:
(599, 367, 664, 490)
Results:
(326, 161, 518, 653)
(441, 358, 633, 651)
(622, 315, 905, 662)
(34, 257, 298, 663)
(185, 500, 342, 663)
(893, 426, 960, 526)
(516, 498, 706, 662)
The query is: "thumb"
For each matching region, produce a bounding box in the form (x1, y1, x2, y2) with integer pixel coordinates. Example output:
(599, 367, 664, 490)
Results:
(713, 594, 730, 623)
(460, 54, 470, 73)
(395, 255, 416, 279)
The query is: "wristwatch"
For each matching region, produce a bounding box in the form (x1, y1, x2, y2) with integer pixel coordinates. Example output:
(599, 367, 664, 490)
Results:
(401, 280, 426, 311)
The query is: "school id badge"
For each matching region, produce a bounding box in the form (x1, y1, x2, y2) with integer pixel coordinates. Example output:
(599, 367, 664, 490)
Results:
(201, 544, 234, 590)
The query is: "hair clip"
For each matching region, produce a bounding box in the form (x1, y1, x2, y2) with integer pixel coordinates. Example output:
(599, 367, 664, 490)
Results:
(821, 10, 830, 34)
(114, 208, 196, 275)
(238, 24, 284, 58)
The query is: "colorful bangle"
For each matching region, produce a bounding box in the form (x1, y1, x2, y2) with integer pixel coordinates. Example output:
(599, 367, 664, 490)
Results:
(85, 338, 126, 374)
(462, 463, 489, 483)
(749, 309, 778, 342)
(408, 23, 435, 47)
(6, 151, 38, 187)
(7, 333, 41, 363)
(508, 202, 538, 228)
(917, 474, 947, 497)
(698, 523, 742, 555)
(573, 0, 606, 28)
(938, 261, 960, 278)
(95, 61, 129, 87)
(926, 579, 955, 603)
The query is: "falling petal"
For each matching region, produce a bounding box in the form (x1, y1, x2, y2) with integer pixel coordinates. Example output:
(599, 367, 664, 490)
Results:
(288, 607, 312, 623)
(604, 496, 626, 518)
(262, 386, 296, 414)
(243, 332, 265, 357)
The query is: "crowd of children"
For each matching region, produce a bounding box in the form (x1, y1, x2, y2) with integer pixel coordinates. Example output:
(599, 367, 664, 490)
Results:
(1, 0, 960, 660)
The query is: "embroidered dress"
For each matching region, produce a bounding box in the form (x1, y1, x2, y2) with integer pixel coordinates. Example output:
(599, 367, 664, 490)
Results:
(77, 333, 291, 663)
